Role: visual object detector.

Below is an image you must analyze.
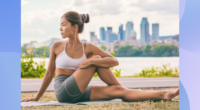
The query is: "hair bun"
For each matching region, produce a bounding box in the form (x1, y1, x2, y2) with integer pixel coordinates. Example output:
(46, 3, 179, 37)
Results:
(80, 14, 90, 23)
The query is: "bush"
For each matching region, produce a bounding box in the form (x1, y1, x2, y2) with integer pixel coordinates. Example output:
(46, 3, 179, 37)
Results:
(133, 63, 179, 77)
(21, 54, 46, 78)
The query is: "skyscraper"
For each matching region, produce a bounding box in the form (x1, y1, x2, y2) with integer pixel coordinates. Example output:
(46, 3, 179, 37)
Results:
(90, 32, 98, 43)
(152, 24, 159, 40)
(106, 27, 112, 44)
(109, 33, 118, 43)
(118, 24, 124, 41)
(100, 27, 106, 41)
(127, 30, 137, 40)
(125, 22, 134, 40)
(140, 18, 150, 44)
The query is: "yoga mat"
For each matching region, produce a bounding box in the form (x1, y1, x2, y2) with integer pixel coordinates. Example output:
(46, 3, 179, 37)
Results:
(21, 99, 179, 107)
(21, 99, 129, 107)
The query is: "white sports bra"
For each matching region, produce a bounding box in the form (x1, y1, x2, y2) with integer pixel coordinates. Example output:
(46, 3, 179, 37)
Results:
(55, 40, 87, 70)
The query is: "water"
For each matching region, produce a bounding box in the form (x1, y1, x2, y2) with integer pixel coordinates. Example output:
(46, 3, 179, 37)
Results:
(33, 57, 179, 76)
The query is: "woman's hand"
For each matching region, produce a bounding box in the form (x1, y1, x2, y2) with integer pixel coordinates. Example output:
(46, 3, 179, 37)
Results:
(79, 55, 102, 69)
(79, 59, 91, 69)
(21, 97, 39, 102)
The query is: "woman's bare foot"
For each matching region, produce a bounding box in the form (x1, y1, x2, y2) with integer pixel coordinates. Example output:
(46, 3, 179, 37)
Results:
(163, 88, 179, 100)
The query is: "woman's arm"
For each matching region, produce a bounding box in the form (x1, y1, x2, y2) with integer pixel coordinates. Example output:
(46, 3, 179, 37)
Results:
(86, 43, 119, 68)
(21, 42, 57, 102)
(35, 43, 57, 100)
(89, 56, 118, 68)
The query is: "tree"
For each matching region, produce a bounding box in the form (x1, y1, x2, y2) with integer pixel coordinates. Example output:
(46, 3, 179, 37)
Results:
(131, 48, 143, 56)
(100, 45, 107, 51)
(143, 45, 152, 56)
(117, 45, 133, 57)
(34, 46, 50, 57)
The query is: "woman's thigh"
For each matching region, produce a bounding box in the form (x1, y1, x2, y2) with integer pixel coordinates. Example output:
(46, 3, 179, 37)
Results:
(73, 65, 97, 93)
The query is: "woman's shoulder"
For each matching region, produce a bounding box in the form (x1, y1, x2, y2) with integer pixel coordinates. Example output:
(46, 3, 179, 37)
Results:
(83, 42, 96, 48)
(50, 41, 66, 54)
(51, 41, 65, 49)
(83, 42, 101, 52)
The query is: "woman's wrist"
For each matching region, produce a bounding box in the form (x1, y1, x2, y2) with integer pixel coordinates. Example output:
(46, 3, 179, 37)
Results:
(89, 59, 94, 65)
(35, 96, 40, 101)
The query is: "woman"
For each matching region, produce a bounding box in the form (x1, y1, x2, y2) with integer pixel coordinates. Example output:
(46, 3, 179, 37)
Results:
(21, 11, 179, 103)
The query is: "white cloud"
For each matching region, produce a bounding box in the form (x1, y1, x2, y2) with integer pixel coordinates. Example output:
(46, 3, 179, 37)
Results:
(21, 2, 74, 25)
(128, 0, 179, 14)
(27, 28, 46, 35)
(21, 0, 29, 6)
(73, 0, 103, 6)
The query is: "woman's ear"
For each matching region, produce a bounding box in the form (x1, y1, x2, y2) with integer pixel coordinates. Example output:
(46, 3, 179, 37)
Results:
(73, 24, 78, 32)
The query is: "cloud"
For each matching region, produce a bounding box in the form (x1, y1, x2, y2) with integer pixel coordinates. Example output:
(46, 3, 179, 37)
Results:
(27, 28, 46, 35)
(72, 0, 121, 16)
(21, 0, 29, 6)
(21, 2, 74, 25)
(72, 0, 103, 6)
(128, 0, 179, 14)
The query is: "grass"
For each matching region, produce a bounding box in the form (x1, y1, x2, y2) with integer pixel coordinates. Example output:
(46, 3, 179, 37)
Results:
(21, 88, 179, 110)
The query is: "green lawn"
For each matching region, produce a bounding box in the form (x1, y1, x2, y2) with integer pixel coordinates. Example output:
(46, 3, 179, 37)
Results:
(21, 88, 179, 110)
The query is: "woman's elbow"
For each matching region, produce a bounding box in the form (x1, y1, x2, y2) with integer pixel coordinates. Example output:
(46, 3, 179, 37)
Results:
(113, 58, 119, 66)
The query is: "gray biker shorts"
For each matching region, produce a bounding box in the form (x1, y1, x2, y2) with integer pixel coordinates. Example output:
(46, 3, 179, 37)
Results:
(54, 75, 93, 103)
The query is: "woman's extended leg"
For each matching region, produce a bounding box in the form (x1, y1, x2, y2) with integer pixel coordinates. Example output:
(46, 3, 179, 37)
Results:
(90, 85, 179, 101)
(73, 55, 179, 101)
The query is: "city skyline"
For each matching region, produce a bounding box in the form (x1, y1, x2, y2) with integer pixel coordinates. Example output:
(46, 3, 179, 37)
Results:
(21, 0, 179, 46)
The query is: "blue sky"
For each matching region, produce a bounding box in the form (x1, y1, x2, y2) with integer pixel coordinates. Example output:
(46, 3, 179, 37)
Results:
(21, 0, 179, 45)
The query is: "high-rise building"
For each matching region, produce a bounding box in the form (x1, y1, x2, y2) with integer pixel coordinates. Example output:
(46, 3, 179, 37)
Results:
(90, 32, 98, 43)
(106, 27, 112, 44)
(109, 33, 118, 43)
(100, 27, 106, 41)
(127, 30, 137, 40)
(140, 18, 150, 44)
(125, 22, 134, 40)
(152, 24, 159, 40)
(123, 30, 126, 40)
(118, 24, 124, 41)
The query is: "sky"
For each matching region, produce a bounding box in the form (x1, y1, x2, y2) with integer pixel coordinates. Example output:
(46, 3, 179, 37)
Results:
(21, 0, 179, 46)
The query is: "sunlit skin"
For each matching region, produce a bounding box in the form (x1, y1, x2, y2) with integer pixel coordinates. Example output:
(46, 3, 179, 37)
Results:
(21, 15, 179, 102)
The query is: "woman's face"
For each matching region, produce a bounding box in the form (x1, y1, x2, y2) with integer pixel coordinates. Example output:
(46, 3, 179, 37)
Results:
(60, 17, 77, 39)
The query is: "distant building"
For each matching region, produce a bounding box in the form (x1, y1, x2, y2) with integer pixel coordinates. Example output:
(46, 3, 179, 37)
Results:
(127, 30, 136, 40)
(106, 40, 146, 53)
(23, 38, 62, 48)
(90, 32, 98, 43)
(149, 38, 179, 47)
(123, 30, 126, 40)
(125, 22, 134, 40)
(140, 18, 150, 44)
(100, 27, 106, 41)
(109, 33, 118, 43)
(159, 35, 179, 41)
(118, 24, 124, 41)
(172, 35, 179, 42)
(152, 23, 159, 40)
(106, 27, 112, 44)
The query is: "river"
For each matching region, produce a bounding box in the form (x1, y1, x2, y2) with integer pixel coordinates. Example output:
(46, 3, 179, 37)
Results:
(32, 57, 179, 76)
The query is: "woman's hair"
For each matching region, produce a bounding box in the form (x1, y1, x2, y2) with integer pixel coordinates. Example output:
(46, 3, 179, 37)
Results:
(61, 11, 90, 33)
